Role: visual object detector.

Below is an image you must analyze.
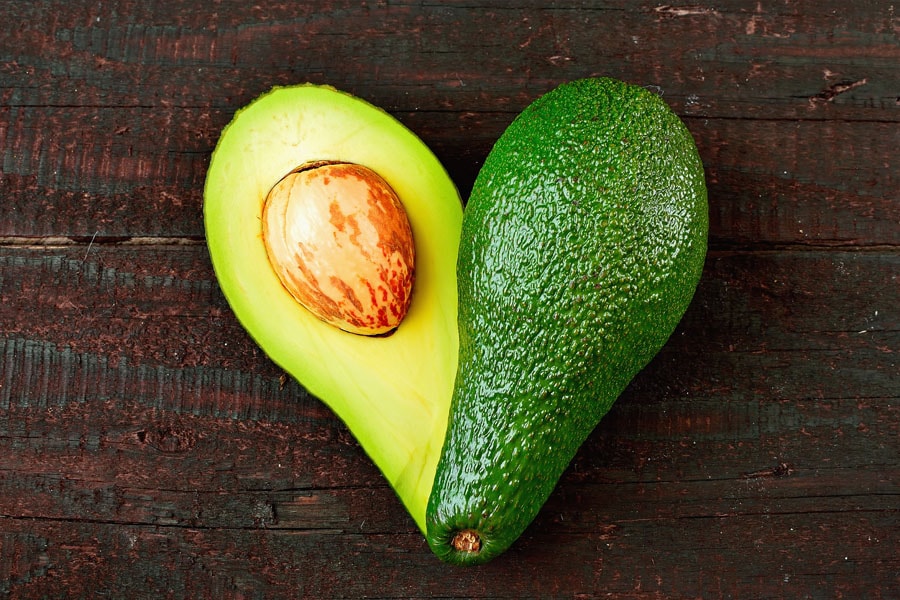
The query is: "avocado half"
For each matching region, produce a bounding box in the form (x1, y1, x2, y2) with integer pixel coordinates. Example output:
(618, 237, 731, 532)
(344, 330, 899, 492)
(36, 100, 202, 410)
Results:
(204, 84, 463, 531)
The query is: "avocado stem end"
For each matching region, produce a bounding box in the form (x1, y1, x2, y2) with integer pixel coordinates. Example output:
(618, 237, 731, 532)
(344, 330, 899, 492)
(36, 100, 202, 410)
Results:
(451, 529, 482, 554)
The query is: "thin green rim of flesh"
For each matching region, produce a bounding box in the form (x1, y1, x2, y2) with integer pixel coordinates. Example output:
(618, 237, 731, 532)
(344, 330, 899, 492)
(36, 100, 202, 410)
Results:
(203, 84, 462, 531)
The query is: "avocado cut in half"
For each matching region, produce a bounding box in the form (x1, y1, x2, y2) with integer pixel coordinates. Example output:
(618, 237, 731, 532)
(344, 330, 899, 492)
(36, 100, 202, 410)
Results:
(204, 84, 463, 531)
(425, 78, 708, 565)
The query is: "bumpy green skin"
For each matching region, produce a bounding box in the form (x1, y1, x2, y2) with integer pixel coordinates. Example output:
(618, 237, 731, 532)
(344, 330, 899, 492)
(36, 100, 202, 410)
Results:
(425, 78, 708, 565)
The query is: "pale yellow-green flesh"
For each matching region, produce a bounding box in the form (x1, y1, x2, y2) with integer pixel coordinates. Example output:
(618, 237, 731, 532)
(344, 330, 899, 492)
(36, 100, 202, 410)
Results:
(204, 85, 462, 531)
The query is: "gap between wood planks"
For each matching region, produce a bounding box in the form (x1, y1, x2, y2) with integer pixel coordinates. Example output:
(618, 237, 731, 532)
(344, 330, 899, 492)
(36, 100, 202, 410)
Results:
(0, 235, 896, 254)
(0, 235, 205, 250)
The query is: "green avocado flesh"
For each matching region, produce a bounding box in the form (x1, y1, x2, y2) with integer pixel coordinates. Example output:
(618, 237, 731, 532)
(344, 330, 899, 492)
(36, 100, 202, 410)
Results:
(204, 85, 462, 531)
(425, 78, 708, 565)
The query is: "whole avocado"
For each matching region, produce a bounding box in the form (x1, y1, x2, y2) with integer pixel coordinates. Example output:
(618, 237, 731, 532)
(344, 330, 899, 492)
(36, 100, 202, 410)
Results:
(425, 77, 708, 565)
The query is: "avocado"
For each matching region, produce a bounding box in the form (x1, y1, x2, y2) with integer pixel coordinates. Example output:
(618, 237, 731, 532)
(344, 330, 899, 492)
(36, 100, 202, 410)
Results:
(425, 78, 708, 565)
(204, 84, 462, 531)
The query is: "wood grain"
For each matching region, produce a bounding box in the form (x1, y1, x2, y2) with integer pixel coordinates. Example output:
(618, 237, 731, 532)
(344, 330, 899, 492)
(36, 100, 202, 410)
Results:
(1, 245, 896, 597)
(0, 0, 897, 598)
(3, 2, 898, 240)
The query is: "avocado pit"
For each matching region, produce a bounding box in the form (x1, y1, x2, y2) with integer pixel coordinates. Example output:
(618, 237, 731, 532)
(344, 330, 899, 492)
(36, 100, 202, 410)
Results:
(262, 161, 416, 336)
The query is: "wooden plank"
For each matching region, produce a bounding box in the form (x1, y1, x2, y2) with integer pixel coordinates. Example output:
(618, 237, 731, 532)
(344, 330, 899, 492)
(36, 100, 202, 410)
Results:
(2, 107, 897, 243)
(3, 1, 896, 120)
(2, 367, 895, 531)
(0, 509, 896, 598)
(694, 119, 900, 248)
(1, 2, 897, 241)
(1, 246, 895, 413)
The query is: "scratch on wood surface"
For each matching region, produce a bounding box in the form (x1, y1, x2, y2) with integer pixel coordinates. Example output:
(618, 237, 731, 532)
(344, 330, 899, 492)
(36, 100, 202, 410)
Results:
(810, 78, 869, 104)
(81, 231, 99, 263)
(654, 5, 721, 17)
(741, 462, 796, 479)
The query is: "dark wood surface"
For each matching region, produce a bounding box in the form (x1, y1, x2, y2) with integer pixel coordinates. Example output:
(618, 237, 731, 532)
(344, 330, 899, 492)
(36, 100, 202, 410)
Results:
(1, 2, 898, 598)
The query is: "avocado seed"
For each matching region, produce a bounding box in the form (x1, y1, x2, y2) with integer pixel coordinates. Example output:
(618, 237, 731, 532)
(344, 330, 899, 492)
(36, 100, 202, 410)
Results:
(262, 162, 415, 336)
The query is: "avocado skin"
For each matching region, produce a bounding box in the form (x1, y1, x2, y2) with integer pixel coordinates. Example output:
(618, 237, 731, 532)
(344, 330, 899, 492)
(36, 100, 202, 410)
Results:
(425, 78, 708, 565)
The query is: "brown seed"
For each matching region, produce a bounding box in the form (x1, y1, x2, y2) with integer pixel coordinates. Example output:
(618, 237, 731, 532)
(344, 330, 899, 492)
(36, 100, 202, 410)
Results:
(262, 162, 415, 335)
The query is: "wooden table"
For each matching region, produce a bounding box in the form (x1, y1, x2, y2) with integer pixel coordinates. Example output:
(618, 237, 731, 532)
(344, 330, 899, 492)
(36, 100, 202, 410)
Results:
(1, 2, 897, 598)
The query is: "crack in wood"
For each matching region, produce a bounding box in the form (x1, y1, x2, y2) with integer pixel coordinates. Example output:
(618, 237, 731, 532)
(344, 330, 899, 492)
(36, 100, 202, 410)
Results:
(0, 235, 205, 248)
(653, 5, 721, 17)
(742, 462, 796, 479)
(811, 78, 870, 103)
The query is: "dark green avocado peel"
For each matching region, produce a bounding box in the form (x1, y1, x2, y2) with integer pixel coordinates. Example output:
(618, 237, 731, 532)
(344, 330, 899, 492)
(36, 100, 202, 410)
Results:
(425, 77, 708, 565)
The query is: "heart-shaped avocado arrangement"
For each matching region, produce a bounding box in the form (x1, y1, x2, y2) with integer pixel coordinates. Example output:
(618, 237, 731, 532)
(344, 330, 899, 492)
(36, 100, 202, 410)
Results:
(204, 78, 707, 565)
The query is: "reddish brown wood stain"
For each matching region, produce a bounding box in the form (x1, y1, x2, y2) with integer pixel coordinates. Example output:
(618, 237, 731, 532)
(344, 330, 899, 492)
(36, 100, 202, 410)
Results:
(0, 1, 897, 598)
